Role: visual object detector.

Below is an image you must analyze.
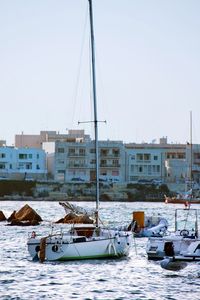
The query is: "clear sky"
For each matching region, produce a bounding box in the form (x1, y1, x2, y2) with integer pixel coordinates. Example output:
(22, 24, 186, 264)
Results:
(0, 0, 200, 146)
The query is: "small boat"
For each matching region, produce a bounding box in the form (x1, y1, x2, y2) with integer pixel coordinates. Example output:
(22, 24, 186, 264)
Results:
(27, 0, 133, 262)
(160, 240, 200, 271)
(146, 208, 199, 260)
(164, 192, 200, 205)
(131, 211, 168, 237)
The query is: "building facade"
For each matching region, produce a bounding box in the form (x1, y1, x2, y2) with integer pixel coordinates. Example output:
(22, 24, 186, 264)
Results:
(0, 147, 47, 180)
(11, 130, 200, 185)
(54, 138, 124, 183)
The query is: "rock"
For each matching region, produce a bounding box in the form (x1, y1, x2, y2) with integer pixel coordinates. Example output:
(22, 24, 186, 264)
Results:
(71, 215, 93, 224)
(7, 211, 16, 222)
(0, 211, 6, 221)
(7, 219, 40, 226)
(14, 204, 42, 222)
(7, 204, 42, 226)
(55, 212, 93, 224)
(55, 212, 77, 223)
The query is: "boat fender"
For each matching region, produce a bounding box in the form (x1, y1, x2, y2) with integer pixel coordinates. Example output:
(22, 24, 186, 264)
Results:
(31, 231, 36, 238)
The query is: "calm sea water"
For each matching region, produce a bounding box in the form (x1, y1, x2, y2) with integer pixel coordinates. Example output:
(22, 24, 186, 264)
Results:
(0, 201, 200, 300)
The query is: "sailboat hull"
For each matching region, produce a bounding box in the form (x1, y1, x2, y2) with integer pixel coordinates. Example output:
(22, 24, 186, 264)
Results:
(28, 231, 132, 261)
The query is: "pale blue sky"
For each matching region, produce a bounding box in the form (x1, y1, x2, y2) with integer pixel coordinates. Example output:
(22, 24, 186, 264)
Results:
(0, 0, 200, 145)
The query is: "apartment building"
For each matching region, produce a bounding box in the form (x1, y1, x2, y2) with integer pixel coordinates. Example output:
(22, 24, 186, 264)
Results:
(125, 137, 187, 183)
(0, 147, 47, 180)
(54, 138, 124, 183)
(12, 130, 200, 184)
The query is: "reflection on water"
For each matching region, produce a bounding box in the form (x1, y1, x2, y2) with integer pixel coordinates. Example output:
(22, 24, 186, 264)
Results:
(0, 201, 200, 300)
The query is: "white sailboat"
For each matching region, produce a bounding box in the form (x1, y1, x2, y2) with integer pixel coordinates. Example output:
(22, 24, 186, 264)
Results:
(27, 0, 133, 262)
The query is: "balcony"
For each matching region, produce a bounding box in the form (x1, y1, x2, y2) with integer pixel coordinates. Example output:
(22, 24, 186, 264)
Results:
(100, 153, 120, 158)
(68, 153, 86, 157)
(100, 164, 120, 168)
(67, 164, 88, 168)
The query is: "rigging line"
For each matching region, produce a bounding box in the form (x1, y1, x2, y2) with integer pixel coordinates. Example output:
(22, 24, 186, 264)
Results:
(70, 5, 88, 127)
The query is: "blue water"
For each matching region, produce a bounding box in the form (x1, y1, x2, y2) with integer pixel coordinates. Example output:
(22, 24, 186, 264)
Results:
(0, 201, 200, 300)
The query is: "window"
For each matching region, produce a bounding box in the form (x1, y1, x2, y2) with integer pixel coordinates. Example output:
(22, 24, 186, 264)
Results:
(68, 148, 75, 156)
(37, 154, 39, 159)
(144, 154, 150, 160)
(137, 154, 143, 161)
(148, 165, 151, 174)
(112, 159, 119, 166)
(100, 171, 107, 176)
(29, 154, 32, 159)
(112, 149, 119, 157)
(100, 149, 108, 156)
(154, 156, 158, 160)
(10, 164, 12, 169)
(58, 160, 64, 164)
(58, 148, 64, 153)
(36, 164, 40, 170)
(58, 170, 65, 173)
(0, 164, 5, 169)
(0, 153, 6, 158)
(79, 148, 85, 156)
(139, 166, 143, 172)
(26, 163, 32, 170)
(112, 170, 119, 176)
(100, 160, 107, 166)
(19, 154, 27, 159)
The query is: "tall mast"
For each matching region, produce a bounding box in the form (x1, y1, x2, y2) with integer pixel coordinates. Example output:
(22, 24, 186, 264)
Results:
(88, 0, 99, 226)
(190, 111, 193, 189)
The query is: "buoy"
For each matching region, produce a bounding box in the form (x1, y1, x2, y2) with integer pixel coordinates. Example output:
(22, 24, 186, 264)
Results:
(160, 257, 187, 271)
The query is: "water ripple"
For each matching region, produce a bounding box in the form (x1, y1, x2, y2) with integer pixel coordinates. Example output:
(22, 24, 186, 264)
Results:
(1, 201, 200, 300)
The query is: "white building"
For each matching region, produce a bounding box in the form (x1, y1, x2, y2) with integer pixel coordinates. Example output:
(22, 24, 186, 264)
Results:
(125, 137, 186, 183)
(0, 147, 47, 180)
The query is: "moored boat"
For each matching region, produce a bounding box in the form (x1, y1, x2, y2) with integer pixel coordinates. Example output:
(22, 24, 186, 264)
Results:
(27, 0, 133, 262)
(131, 211, 168, 237)
(146, 208, 199, 260)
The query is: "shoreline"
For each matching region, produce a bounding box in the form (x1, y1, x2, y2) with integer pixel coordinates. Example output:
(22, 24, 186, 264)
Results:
(0, 197, 165, 203)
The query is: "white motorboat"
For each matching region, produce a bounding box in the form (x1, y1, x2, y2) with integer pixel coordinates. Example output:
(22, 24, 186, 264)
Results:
(146, 208, 199, 260)
(27, 0, 133, 262)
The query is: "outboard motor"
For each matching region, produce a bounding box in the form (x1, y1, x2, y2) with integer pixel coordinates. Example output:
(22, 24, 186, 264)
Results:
(164, 241, 175, 257)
